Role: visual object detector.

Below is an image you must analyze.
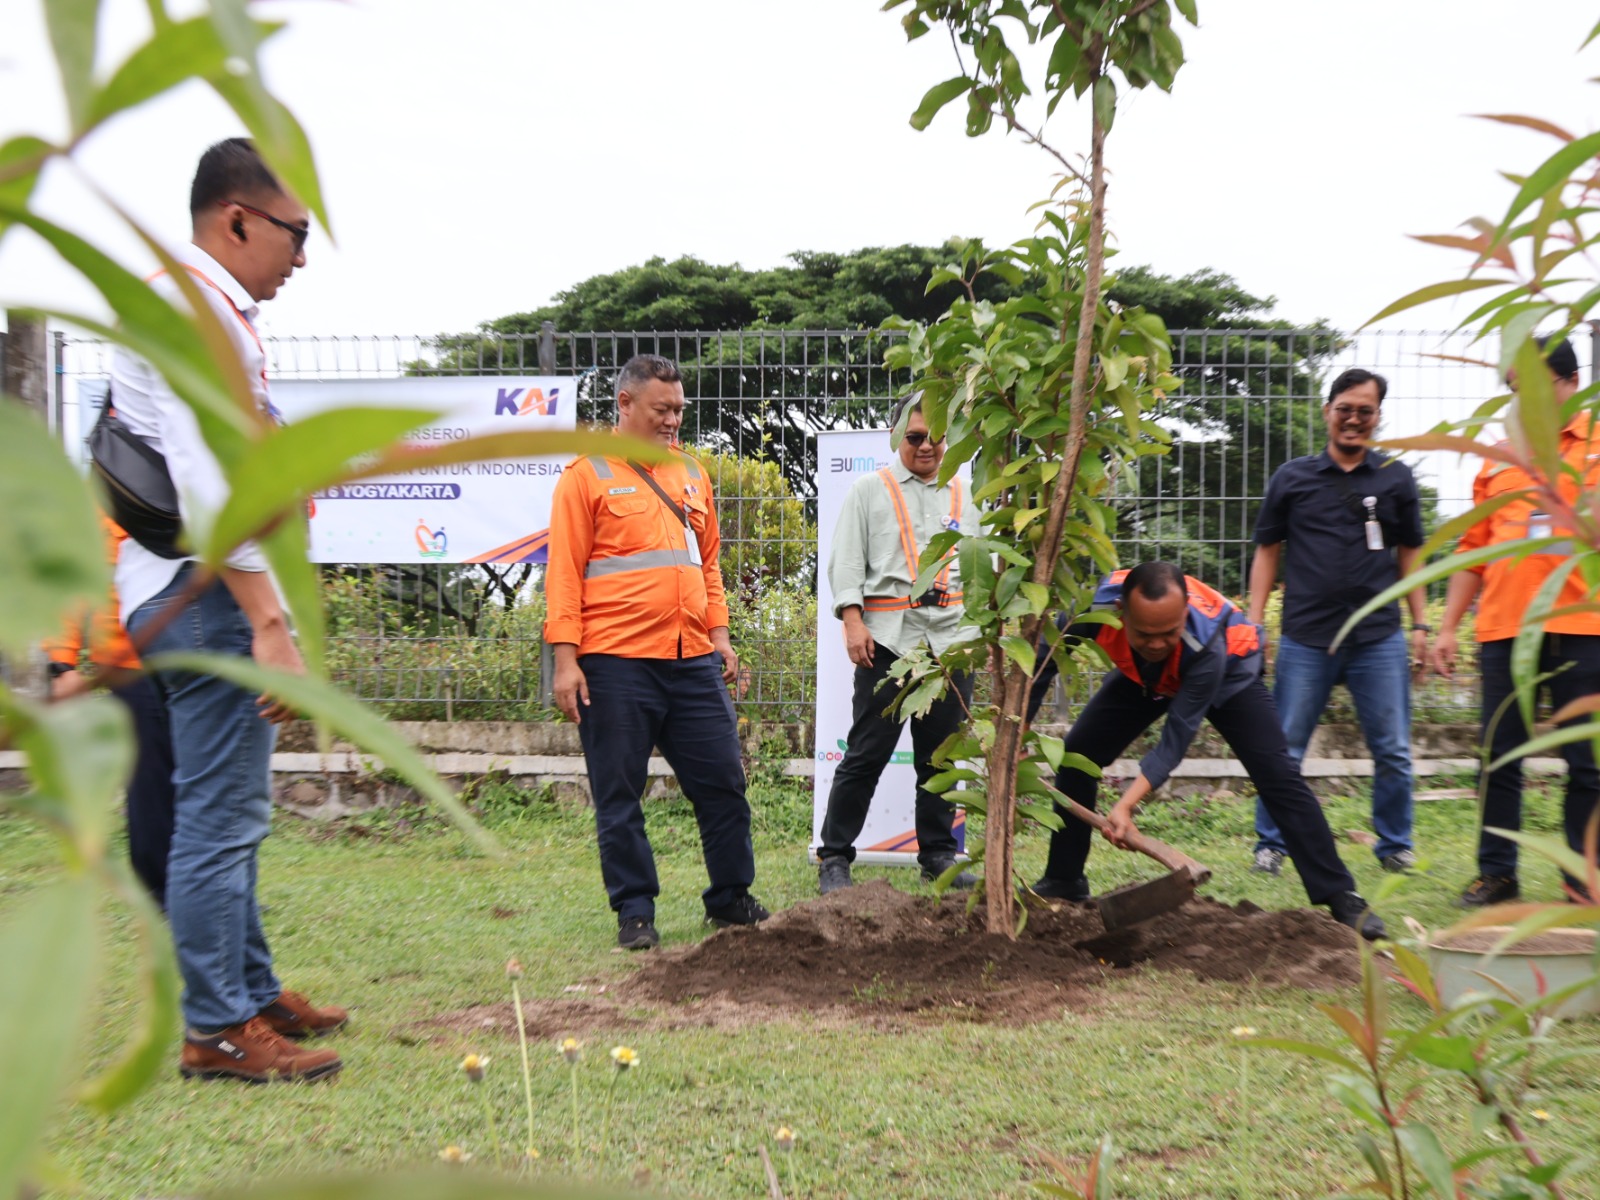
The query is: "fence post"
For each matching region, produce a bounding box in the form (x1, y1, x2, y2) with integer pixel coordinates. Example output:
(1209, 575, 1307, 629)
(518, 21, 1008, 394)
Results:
(1590, 320, 1600, 386)
(53, 328, 66, 437)
(538, 321, 557, 374)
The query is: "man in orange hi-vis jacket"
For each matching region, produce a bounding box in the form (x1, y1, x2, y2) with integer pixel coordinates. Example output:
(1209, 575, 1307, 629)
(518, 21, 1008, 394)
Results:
(43, 516, 174, 908)
(1433, 335, 1600, 907)
(545, 354, 769, 951)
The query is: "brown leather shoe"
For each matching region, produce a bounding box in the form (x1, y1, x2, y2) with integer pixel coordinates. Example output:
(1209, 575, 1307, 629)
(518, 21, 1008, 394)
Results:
(180, 1016, 342, 1083)
(257, 989, 349, 1038)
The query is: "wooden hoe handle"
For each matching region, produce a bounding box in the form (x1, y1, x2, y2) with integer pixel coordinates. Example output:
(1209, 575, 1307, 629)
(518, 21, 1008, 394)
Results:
(1054, 793, 1213, 886)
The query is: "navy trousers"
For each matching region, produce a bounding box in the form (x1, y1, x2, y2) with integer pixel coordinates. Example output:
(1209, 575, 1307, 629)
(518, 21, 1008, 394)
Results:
(113, 673, 176, 909)
(575, 653, 756, 921)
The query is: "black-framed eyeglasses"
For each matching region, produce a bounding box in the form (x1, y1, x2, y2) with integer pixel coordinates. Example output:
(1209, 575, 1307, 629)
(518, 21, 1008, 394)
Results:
(222, 199, 309, 252)
(1329, 404, 1379, 422)
(903, 431, 945, 448)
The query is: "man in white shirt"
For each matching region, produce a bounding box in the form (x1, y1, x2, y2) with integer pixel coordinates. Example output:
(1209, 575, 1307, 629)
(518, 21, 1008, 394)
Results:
(116, 139, 345, 1083)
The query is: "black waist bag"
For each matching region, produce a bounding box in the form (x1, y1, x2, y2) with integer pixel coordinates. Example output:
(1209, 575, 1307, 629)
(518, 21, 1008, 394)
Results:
(88, 398, 188, 559)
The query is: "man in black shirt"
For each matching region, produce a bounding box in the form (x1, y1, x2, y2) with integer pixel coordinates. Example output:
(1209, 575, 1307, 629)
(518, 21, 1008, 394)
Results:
(1248, 369, 1428, 876)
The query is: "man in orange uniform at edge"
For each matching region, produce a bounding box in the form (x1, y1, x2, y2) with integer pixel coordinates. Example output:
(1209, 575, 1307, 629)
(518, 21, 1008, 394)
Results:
(1432, 336, 1600, 906)
(43, 516, 174, 908)
(545, 354, 770, 950)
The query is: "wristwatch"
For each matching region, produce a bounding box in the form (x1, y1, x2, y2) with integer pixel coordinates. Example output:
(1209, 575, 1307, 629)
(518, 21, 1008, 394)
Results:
(47, 661, 78, 679)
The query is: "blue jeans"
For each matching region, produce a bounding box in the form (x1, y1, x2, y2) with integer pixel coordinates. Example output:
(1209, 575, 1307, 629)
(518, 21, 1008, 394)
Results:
(1255, 630, 1414, 862)
(127, 565, 281, 1030)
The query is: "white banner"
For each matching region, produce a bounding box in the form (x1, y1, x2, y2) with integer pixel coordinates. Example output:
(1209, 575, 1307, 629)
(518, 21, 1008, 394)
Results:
(276, 376, 579, 564)
(812, 429, 970, 866)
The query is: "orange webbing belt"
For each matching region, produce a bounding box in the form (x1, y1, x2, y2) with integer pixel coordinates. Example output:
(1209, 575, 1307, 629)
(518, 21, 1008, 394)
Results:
(862, 470, 964, 612)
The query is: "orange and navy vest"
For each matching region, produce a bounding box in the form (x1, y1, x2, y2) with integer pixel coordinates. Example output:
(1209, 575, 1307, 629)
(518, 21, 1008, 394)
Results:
(1092, 570, 1261, 698)
(860, 468, 965, 612)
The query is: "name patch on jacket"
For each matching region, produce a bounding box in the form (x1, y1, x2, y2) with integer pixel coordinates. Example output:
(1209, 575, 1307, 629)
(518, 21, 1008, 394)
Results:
(607, 486, 638, 496)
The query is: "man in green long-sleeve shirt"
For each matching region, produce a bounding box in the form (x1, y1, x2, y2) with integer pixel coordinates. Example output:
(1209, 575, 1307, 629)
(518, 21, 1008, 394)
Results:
(817, 393, 980, 894)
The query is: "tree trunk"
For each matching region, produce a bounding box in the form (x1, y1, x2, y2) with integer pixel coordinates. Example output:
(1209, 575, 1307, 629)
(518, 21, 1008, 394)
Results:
(983, 660, 1030, 935)
(2, 313, 49, 422)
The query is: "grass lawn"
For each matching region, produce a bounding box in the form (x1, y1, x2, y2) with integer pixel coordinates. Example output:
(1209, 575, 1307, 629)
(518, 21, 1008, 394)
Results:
(2, 771, 1598, 1200)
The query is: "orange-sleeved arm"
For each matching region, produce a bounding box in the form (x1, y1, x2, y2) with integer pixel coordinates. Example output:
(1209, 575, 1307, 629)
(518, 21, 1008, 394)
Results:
(1454, 458, 1496, 573)
(543, 460, 596, 646)
(42, 611, 88, 667)
(695, 462, 731, 631)
(45, 517, 140, 670)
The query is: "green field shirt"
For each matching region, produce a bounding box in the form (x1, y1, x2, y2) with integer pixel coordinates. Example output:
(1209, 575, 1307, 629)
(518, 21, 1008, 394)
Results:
(827, 460, 978, 657)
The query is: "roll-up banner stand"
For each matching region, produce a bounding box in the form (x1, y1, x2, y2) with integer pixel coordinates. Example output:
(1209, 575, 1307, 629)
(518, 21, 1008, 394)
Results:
(812, 428, 972, 866)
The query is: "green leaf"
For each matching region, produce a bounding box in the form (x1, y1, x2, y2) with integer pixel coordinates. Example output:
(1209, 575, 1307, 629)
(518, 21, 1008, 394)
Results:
(1353, 1132, 1392, 1191)
(0, 203, 250, 443)
(44, 0, 101, 132)
(1407, 489, 1525, 562)
(148, 652, 500, 856)
(209, 69, 331, 237)
(1410, 1034, 1478, 1073)
(0, 401, 108, 658)
(910, 75, 971, 131)
(1000, 635, 1037, 677)
(1035, 733, 1065, 772)
(1509, 557, 1580, 731)
(79, 858, 178, 1111)
(202, 407, 441, 561)
(0, 877, 100, 1200)
(1243, 1037, 1361, 1072)
(1505, 334, 1564, 487)
(1174, 0, 1199, 25)
(1093, 75, 1116, 133)
(0, 136, 52, 232)
(1361, 277, 1504, 328)
(1394, 1124, 1457, 1199)
(259, 508, 326, 687)
(84, 16, 255, 131)
(1485, 721, 1600, 775)
(1493, 127, 1600, 246)
(0, 689, 130, 863)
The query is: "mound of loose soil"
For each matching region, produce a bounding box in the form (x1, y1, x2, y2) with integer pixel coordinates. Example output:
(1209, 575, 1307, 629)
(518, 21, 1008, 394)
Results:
(429, 880, 1365, 1038)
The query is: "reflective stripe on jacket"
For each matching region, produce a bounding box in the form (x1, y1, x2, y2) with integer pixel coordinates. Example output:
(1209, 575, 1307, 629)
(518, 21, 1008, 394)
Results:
(861, 469, 965, 612)
(1092, 569, 1260, 697)
(543, 447, 730, 658)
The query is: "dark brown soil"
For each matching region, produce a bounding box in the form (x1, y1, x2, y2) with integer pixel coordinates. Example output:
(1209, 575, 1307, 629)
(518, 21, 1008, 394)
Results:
(428, 879, 1365, 1038)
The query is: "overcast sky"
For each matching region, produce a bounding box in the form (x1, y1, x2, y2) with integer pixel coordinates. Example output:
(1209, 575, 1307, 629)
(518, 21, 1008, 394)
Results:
(1, 0, 1597, 341)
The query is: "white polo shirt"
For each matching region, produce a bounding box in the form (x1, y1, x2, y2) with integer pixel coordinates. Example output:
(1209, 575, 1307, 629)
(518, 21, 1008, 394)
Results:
(113, 243, 274, 622)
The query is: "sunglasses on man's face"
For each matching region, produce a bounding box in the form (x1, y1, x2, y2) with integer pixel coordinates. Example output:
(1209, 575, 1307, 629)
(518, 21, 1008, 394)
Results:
(222, 200, 310, 252)
(902, 431, 945, 448)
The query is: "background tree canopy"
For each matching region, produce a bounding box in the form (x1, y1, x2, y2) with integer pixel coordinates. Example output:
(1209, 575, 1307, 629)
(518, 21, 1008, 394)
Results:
(423, 248, 1431, 593)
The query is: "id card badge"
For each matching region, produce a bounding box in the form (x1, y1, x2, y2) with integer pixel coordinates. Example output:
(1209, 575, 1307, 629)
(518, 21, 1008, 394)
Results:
(1528, 510, 1553, 539)
(1362, 496, 1384, 551)
(685, 520, 703, 566)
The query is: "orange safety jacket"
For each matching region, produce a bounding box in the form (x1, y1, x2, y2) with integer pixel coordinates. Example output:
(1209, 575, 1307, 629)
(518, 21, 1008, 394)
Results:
(861, 468, 965, 612)
(543, 447, 730, 658)
(1091, 569, 1260, 698)
(43, 516, 141, 672)
(1456, 412, 1600, 642)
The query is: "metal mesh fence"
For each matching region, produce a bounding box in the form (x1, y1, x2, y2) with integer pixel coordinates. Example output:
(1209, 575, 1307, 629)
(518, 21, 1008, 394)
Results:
(60, 325, 1579, 724)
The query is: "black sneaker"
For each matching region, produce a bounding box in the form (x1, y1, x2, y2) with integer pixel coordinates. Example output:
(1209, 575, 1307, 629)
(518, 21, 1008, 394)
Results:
(705, 893, 770, 928)
(1326, 891, 1387, 941)
(818, 857, 852, 895)
(617, 916, 659, 951)
(1030, 875, 1091, 901)
(1457, 875, 1520, 908)
(920, 855, 977, 890)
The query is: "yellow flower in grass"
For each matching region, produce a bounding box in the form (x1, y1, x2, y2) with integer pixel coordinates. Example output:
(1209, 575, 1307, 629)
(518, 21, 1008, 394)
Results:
(1231, 1026, 1257, 1038)
(560, 1037, 583, 1064)
(775, 1127, 796, 1153)
(438, 1145, 472, 1165)
(1531, 1109, 1552, 1123)
(610, 1045, 639, 1070)
(460, 1053, 489, 1083)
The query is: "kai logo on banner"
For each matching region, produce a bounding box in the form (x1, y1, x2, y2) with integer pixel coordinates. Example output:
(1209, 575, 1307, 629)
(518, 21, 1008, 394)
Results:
(414, 520, 448, 559)
(494, 386, 561, 417)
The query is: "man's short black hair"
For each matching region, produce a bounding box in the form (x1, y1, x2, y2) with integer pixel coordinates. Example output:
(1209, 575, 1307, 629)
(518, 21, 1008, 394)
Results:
(1536, 335, 1580, 381)
(1327, 367, 1388, 405)
(1121, 561, 1187, 604)
(615, 353, 682, 398)
(189, 138, 282, 217)
(890, 389, 924, 430)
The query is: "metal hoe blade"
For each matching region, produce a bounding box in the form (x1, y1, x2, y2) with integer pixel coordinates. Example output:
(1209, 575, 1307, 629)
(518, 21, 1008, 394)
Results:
(1094, 869, 1197, 932)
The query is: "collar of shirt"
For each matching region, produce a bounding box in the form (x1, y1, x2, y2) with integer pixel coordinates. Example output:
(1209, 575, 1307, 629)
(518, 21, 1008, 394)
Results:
(175, 242, 260, 328)
(1314, 447, 1387, 474)
(890, 457, 943, 488)
(1562, 411, 1597, 442)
